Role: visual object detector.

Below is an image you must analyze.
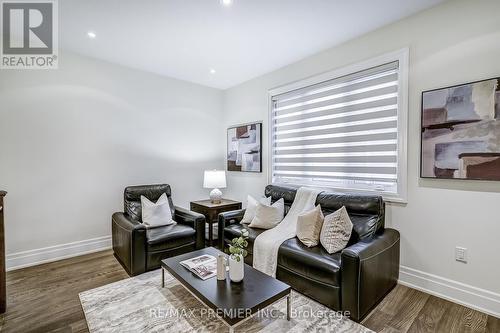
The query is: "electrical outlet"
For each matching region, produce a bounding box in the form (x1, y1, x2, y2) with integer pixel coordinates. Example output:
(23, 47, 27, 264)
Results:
(455, 247, 467, 263)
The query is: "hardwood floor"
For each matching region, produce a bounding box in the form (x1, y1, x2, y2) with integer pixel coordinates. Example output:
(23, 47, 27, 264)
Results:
(0, 250, 498, 332)
(0, 250, 128, 333)
(362, 285, 499, 333)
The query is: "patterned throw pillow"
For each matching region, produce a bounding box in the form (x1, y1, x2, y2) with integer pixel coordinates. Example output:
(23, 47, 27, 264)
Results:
(320, 206, 353, 254)
(296, 205, 324, 247)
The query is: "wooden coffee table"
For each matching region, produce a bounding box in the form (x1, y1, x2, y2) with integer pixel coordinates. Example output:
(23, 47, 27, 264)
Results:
(161, 247, 291, 332)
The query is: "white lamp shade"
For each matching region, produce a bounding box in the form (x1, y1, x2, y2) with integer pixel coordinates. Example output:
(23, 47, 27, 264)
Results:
(203, 170, 226, 189)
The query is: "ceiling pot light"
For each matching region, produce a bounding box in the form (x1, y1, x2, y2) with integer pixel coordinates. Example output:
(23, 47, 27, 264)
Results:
(210, 69, 216, 74)
(221, 0, 232, 6)
(87, 31, 96, 39)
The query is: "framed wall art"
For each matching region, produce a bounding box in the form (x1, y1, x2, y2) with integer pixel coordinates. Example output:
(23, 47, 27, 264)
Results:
(227, 122, 262, 172)
(421, 77, 500, 180)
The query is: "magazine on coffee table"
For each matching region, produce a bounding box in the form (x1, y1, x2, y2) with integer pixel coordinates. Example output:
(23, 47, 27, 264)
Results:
(180, 254, 217, 280)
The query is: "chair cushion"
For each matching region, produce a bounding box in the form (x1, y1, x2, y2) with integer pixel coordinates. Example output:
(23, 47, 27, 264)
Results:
(146, 223, 195, 252)
(224, 224, 266, 254)
(277, 238, 341, 286)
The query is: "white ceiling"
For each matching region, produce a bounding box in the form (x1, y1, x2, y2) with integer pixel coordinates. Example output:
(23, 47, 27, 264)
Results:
(60, 0, 444, 89)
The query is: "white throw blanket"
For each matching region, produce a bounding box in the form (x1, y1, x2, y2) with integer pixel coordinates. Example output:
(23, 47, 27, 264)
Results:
(252, 187, 322, 277)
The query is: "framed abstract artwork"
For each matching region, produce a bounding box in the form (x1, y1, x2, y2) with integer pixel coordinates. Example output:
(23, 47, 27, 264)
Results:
(421, 77, 500, 180)
(227, 122, 262, 172)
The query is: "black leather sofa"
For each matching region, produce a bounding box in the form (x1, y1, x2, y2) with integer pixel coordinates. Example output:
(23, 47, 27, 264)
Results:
(112, 184, 205, 276)
(218, 184, 400, 321)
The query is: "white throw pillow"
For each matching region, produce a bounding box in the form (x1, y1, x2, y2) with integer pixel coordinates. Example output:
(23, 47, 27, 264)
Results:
(240, 195, 272, 224)
(248, 198, 285, 229)
(297, 205, 324, 247)
(141, 193, 175, 228)
(320, 206, 353, 254)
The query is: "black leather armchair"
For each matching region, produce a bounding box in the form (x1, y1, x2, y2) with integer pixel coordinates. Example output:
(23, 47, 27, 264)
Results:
(218, 184, 400, 322)
(112, 184, 205, 276)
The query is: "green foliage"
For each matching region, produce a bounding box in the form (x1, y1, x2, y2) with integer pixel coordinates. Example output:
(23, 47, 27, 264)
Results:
(228, 228, 249, 261)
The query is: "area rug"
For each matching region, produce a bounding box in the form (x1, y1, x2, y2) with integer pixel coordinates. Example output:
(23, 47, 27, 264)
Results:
(79, 269, 373, 333)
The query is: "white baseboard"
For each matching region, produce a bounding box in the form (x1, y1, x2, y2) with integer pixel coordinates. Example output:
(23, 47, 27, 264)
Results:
(6, 236, 112, 271)
(399, 265, 500, 318)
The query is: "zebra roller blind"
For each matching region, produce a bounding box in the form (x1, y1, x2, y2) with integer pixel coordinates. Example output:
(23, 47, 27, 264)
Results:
(271, 61, 400, 194)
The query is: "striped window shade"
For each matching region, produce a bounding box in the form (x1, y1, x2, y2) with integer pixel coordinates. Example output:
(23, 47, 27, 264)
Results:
(271, 61, 400, 195)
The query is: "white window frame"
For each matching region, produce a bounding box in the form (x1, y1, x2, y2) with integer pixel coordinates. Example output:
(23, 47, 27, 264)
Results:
(268, 48, 409, 203)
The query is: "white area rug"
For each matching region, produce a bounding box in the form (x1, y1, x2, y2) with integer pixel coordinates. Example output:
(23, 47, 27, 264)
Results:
(79, 269, 373, 333)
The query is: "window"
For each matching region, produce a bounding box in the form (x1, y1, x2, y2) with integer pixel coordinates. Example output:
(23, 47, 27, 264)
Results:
(269, 50, 408, 202)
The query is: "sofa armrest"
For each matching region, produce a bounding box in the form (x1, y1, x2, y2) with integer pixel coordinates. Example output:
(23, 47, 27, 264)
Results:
(217, 209, 246, 249)
(174, 206, 205, 249)
(112, 212, 147, 276)
(341, 228, 400, 322)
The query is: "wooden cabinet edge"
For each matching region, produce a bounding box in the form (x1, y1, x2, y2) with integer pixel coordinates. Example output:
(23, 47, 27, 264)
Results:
(0, 190, 6, 314)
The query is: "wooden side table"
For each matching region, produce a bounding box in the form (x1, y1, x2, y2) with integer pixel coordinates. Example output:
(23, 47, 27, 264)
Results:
(190, 199, 242, 247)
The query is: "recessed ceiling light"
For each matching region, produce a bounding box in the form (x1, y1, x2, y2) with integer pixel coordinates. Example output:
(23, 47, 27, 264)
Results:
(210, 69, 216, 74)
(87, 31, 96, 39)
(221, 0, 232, 6)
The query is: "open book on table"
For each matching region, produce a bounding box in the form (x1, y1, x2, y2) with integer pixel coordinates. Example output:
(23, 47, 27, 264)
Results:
(180, 254, 218, 280)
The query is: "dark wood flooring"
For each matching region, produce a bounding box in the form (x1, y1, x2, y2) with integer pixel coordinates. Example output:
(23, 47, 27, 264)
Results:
(0, 250, 128, 333)
(362, 283, 500, 333)
(0, 250, 498, 332)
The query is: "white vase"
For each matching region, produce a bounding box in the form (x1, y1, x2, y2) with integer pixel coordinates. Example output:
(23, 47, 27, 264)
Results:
(229, 254, 244, 282)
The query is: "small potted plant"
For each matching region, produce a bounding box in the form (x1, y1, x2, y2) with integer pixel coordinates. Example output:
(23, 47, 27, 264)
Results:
(228, 228, 249, 282)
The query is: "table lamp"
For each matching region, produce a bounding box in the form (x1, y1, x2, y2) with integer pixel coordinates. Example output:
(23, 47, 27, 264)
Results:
(203, 170, 226, 204)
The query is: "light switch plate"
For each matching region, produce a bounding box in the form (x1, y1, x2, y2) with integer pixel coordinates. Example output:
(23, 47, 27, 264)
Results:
(455, 247, 467, 263)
